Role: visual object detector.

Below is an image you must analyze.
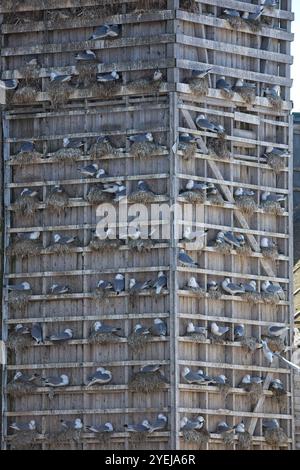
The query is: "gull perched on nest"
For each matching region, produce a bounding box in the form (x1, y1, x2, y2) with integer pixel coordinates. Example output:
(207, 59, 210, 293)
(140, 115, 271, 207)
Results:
(148, 414, 167, 433)
(262, 85, 281, 99)
(86, 422, 113, 433)
(260, 340, 275, 364)
(195, 114, 225, 134)
(97, 280, 113, 291)
(180, 416, 205, 430)
(150, 319, 167, 337)
(262, 419, 279, 430)
(191, 67, 213, 79)
(182, 367, 212, 385)
(8, 281, 31, 292)
(186, 322, 207, 337)
(264, 146, 289, 159)
(261, 191, 286, 204)
(0, 79, 19, 90)
(178, 249, 199, 267)
(207, 280, 219, 293)
(137, 180, 157, 194)
(49, 284, 70, 294)
(129, 278, 152, 294)
(86, 367, 112, 387)
(261, 281, 285, 299)
(179, 133, 197, 144)
(50, 71, 72, 83)
(216, 421, 233, 434)
(140, 364, 162, 373)
(261, 237, 277, 250)
(42, 374, 69, 387)
(187, 276, 201, 289)
(269, 379, 285, 394)
(78, 163, 106, 178)
(216, 76, 232, 95)
(47, 328, 73, 342)
(61, 418, 83, 430)
(185, 180, 208, 192)
(89, 24, 120, 40)
(234, 324, 245, 341)
(93, 321, 122, 335)
(124, 420, 150, 433)
(222, 278, 245, 295)
(53, 233, 78, 245)
(12, 371, 39, 384)
(234, 187, 255, 198)
(17, 231, 40, 241)
(261, 0, 278, 7)
(210, 322, 229, 337)
(20, 188, 38, 199)
(63, 137, 84, 149)
(133, 324, 150, 336)
(223, 9, 240, 17)
(75, 50, 96, 61)
(243, 280, 258, 294)
(128, 132, 153, 143)
(10, 420, 36, 431)
(113, 273, 125, 294)
(153, 271, 167, 294)
(267, 325, 289, 337)
(96, 71, 120, 82)
(14, 324, 30, 335)
(240, 374, 263, 386)
(234, 422, 246, 433)
(216, 231, 245, 248)
(233, 79, 256, 92)
(31, 323, 43, 344)
(242, 6, 264, 20)
(18, 141, 36, 153)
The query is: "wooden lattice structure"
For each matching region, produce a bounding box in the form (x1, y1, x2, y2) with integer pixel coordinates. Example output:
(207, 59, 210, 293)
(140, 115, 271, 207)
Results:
(0, 0, 295, 450)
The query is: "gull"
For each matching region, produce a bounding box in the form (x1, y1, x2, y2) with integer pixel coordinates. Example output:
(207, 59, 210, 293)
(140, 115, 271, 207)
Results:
(20, 188, 38, 198)
(113, 273, 125, 294)
(14, 324, 30, 335)
(153, 69, 163, 81)
(124, 420, 150, 432)
(234, 422, 246, 433)
(17, 231, 40, 241)
(75, 50, 96, 61)
(140, 364, 162, 373)
(179, 133, 197, 144)
(212, 375, 227, 385)
(242, 6, 264, 20)
(49, 284, 70, 295)
(85, 422, 113, 433)
(187, 277, 201, 289)
(262, 419, 280, 430)
(0, 78, 18, 90)
(8, 281, 31, 292)
(210, 322, 229, 337)
(234, 187, 255, 198)
(31, 323, 43, 344)
(47, 328, 73, 342)
(50, 71, 72, 83)
(137, 180, 156, 194)
(26, 57, 39, 66)
(234, 79, 256, 91)
(102, 181, 123, 193)
(185, 180, 208, 192)
(234, 324, 245, 340)
(222, 278, 245, 295)
(241, 374, 263, 385)
(207, 280, 219, 292)
(243, 281, 257, 294)
(216, 76, 232, 95)
(63, 137, 84, 149)
(195, 114, 225, 134)
(89, 24, 120, 40)
(260, 237, 277, 249)
(129, 278, 152, 293)
(148, 414, 167, 433)
(53, 234, 77, 245)
(216, 421, 232, 434)
(261, 281, 285, 299)
(150, 318, 167, 337)
(96, 71, 120, 82)
(61, 418, 83, 430)
(261, 191, 286, 203)
(97, 280, 113, 290)
(178, 249, 199, 267)
(186, 322, 207, 337)
(128, 132, 153, 143)
(10, 420, 36, 432)
(223, 9, 240, 17)
(261, 0, 278, 8)
(86, 367, 112, 387)
(77, 163, 106, 178)
(260, 340, 274, 364)
(134, 324, 150, 336)
(191, 67, 213, 79)
(12, 371, 39, 383)
(128, 226, 142, 240)
(223, 231, 245, 248)
(268, 325, 289, 337)
(262, 85, 281, 98)
(42, 374, 69, 387)
(180, 416, 205, 430)
(113, 184, 127, 202)
(19, 141, 35, 153)
(269, 379, 285, 393)
(263, 146, 289, 158)
(181, 227, 208, 243)
(207, 183, 218, 195)
(153, 271, 167, 294)
(182, 367, 212, 385)
(93, 321, 122, 335)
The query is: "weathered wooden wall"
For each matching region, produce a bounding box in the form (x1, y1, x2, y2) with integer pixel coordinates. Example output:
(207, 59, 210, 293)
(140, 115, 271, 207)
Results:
(0, 0, 295, 450)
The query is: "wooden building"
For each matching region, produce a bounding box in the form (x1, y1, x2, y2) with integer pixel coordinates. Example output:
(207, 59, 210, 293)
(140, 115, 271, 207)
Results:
(0, 0, 295, 450)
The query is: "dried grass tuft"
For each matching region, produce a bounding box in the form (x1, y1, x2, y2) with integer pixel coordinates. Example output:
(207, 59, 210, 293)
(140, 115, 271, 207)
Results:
(14, 196, 39, 216)
(210, 333, 226, 345)
(7, 239, 42, 258)
(8, 291, 31, 310)
(235, 196, 258, 216)
(237, 87, 256, 104)
(266, 154, 286, 173)
(244, 290, 261, 303)
(261, 292, 281, 305)
(261, 201, 284, 215)
(128, 238, 155, 252)
(91, 82, 121, 99)
(127, 190, 158, 204)
(45, 243, 77, 255)
(51, 147, 82, 162)
(241, 336, 259, 353)
(6, 381, 37, 397)
(130, 142, 161, 159)
(186, 332, 207, 342)
(181, 143, 198, 161)
(184, 286, 206, 298)
(180, 0, 199, 13)
(10, 431, 39, 450)
(222, 430, 235, 446)
(244, 382, 263, 405)
(90, 141, 117, 159)
(207, 136, 231, 160)
(93, 287, 111, 302)
(261, 246, 278, 260)
(11, 86, 38, 104)
(48, 82, 73, 108)
(208, 289, 222, 300)
(76, 64, 98, 87)
(237, 431, 252, 450)
(45, 190, 69, 212)
(265, 336, 285, 353)
(244, 19, 262, 32)
(207, 192, 224, 206)
(127, 332, 150, 352)
(268, 95, 283, 112)
(180, 190, 206, 203)
(188, 77, 209, 97)
(7, 332, 31, 353)
(129, 371, 167, 392)
(85, 187, 113, 205)
(89, 237, 122, 251)
(214, 242, 232, 255)
(126, 78, 162, 94)
(88, 331, 122, 344)
(47, 429, 82, 446)
(11, 150, 42, 164)
(182, 428, 210, 445)
(224, 15, 245, 29)
(264, 428, 288, 447)
(216, 382, 231, 399)
(235, 244, 253, 257)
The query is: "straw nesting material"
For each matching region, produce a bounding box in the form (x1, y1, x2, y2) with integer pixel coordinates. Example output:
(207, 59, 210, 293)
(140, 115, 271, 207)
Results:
(51, 147, 82, 162)
(207, 136, 231, 160)
(48, 82, 73, 108)
(8, 291, 31, 310)
(268, 95, 283, 112)
(235, 196, 258, 216)
(180, 190, 206, 203)
(266, 154, 286, 173)
(6, 381, 37, 397)
(10, 430, 39, 450)
(188, 77, 209, 97)
(241, 336, 259, 353)
(127, 190, 159, 204)
(184, 286, 206, 298)
(7, 332, 32, 353)
(88, 331, 122, 345)
(237, 431, 252, 450)
(91, 82, 121, 99)
(45, 189, 69, 212)
(7, 239, 42, 258)
(85, 187, 113, 205)
(130, 141, 161, 159)
(264, 428, 288, 447)
(244, 382, 263, 406)
(128, 238, 156, 252)
(127, 332, 150, 352)
(11, 86, 38, 104)
(261, 201, 285, 215)
(126, 77, 162, 94)
(89, 237, 122, 251)
(129, 370, 168, 392)
(14, 196, 39, 216)
(90, 141, 117, 159)
(261, 292, 281, 305)
(182, 428, 210, 446)
(181, 142, 198, 161)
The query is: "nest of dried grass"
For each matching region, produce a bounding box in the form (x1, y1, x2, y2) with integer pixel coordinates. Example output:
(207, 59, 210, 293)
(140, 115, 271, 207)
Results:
(10, 431, 39, 450)
(237, 431, 252, 450)
(128, 190, 158, 204)
(235, 196, 258, 216)
(209, 333, 226, 345)
(90, 141, 117, 159)
(85, 187, 112, 205)
(7, 332, 31, 353)
(45, 190, 69, 212)
(237, 87, 256, 104)
(261, 292, 281, 305)
(46, 242, 77, 255)
(93, 287, 111, 302)
(88, 331, 122, 344)
(127, 332, 150, 352)
(182, 428, 210, 446)
(241, 336, 259, 353)
(244, 19, 262, 32)
(214, 243, 231, 255)
(266, 154, 286, 173)
(12, 86, 38, 104)
(208, 289, 222, 300)
(224, 15, 245, 29)
(128, 238, 155, 252)
(221, 430, 235, 446)
(51, 147, 82, 162)
(235, 245, 253, 257)
(126, 78, 162, 94)
(128, 431, 149, 444)
(47, 429, 82, 446)
(14, 196, 39, 216)
(76, 64, 98, 87)
(216, 382, 231, 399)
(180, 190, 206, 203)
(207, 136, 231, 160)
(180, 0, 199, 13)
(181, 143, 197, 161)
(7, 239, 42, 258)
(11, 150, 42, 164)
(91, 82, 121, 99)
(48, 82, 73, 108)
(207, 193, 224, 206)
(130, 142, 161, 159)
(265, 337, 285, 353)
(89, 237, 122, 251)
(271, 388, 287, 410)
(244, 382, 263, 405)
(8, 291, 31, 310)
(261, 201, 284, 215)
(186, 332, 207, 342)
(268, 96, 283, 112)
(264, 428, 288, 447)
(184, 286, 206, 298)
(129, 370, 167, 392)
(6, 381, 37, 397)
(188, 77, 209, 97)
